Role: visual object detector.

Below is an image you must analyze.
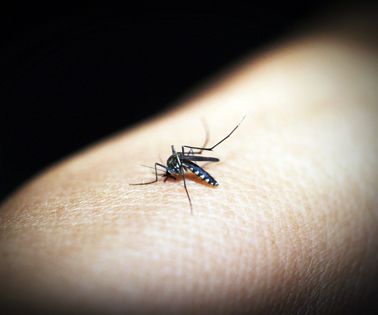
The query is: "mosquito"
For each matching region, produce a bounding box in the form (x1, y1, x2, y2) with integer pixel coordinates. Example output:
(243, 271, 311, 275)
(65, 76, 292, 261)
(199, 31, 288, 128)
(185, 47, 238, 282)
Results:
(130, 113, 249, 214)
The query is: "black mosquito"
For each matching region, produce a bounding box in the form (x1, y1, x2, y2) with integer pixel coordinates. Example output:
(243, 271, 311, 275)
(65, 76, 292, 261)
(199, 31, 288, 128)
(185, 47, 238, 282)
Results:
(130, 113, 249, 214)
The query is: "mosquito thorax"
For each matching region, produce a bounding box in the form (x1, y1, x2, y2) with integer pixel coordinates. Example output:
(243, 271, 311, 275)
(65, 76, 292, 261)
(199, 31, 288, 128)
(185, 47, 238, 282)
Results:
(167, 154, 181, 174)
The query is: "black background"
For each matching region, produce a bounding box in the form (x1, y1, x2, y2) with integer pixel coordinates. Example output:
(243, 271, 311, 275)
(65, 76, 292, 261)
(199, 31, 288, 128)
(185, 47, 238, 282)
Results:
(1, 1, 343, 202)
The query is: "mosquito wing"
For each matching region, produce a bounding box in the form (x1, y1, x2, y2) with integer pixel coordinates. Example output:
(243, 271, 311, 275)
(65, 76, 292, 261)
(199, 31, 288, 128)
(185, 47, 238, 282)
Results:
(183, 155, 220, 162)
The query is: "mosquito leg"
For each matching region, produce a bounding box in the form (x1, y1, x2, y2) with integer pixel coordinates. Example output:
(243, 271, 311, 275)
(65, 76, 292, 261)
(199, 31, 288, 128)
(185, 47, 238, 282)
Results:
(183, 146, 199, 165)
(182, 171, 193, 215)
(183, 112, 250, 153)
(199, 118, 209, 154)
(130, 163, 170, 185)
(189, 148, 198, 165)
(181, 119, 209, 157)
(182, 146, 195, 157)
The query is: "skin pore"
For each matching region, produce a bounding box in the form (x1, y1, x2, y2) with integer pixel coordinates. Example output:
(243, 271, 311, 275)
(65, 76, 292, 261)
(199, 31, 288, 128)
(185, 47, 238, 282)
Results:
(1, 5, 378, 314)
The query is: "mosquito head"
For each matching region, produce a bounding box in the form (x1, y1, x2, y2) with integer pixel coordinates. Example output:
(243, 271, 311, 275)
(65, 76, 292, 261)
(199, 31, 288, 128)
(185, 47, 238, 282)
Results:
(166, 153, 182, 175)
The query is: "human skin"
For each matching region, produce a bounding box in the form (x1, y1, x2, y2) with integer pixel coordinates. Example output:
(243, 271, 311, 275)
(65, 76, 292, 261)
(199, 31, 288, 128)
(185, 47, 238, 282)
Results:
(1, 6, 378, 315)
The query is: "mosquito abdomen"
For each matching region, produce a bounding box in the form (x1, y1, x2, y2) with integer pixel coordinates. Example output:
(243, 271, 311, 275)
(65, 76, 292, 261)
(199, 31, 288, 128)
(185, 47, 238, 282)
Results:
(184, 162, 219, 186)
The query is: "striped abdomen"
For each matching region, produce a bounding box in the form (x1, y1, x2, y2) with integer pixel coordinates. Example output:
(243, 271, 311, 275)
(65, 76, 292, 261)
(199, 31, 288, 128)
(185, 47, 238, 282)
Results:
(183, 161, 219, 186)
